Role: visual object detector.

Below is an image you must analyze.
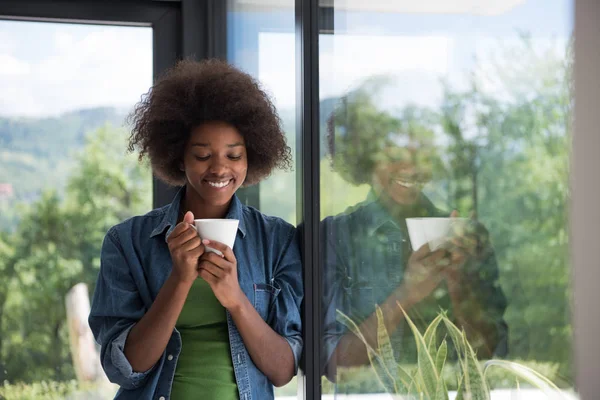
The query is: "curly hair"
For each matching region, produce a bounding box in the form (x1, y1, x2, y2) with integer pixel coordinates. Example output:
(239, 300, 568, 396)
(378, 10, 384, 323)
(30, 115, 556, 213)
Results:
(127, 59, 292, 186)
(327, 80, 443, 186)
(326, 85, 400, 185)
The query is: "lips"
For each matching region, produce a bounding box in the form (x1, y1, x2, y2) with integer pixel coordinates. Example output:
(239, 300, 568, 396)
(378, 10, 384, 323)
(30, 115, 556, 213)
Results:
(205, 179, 233, 189)
(394, 179, 416, 188)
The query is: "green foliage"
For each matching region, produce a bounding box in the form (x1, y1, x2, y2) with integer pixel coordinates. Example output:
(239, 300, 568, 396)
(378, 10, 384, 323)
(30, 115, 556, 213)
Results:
(323, 38, 574, 384)
(337, 306, 569, 399)
(0, 125, 151, 383)
(465, 41, 573, 372)
(0, 107, 127, 232)
(0, 380, 116, 400)
(0, 37, 576, 393)
(0, 380, 80, 400)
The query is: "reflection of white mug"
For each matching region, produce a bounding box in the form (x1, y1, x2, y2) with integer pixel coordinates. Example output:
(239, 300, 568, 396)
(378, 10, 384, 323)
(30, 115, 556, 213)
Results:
(191, 219, 239, 256)
(406, 217, 467, 251)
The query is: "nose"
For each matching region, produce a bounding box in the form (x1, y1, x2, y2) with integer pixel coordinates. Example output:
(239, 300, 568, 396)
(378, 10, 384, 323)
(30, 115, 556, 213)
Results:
(208, 158, 229, 176)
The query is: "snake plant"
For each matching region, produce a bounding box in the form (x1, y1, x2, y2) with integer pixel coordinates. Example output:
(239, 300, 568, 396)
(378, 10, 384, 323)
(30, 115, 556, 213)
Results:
(336, 304, 569, 400)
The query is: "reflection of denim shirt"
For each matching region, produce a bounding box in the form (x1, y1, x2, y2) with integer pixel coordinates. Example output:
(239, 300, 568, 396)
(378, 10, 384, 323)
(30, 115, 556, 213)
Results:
(88, 188, 303, 400)
(321, 192, 508, 375)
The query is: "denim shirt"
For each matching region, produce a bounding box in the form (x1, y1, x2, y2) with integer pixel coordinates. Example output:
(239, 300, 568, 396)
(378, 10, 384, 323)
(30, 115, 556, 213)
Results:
(321, 192, 508, 378)
(88, 188, 303, 400)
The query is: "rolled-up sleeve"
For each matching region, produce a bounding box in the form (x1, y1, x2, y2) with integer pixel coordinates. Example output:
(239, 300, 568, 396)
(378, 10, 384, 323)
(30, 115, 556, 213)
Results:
(88, 229, 154, 389)
(268, 227, 304, 373)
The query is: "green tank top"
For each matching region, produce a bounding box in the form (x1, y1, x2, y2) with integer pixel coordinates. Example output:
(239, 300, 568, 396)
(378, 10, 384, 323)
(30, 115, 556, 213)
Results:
(170, 279, 238, 400)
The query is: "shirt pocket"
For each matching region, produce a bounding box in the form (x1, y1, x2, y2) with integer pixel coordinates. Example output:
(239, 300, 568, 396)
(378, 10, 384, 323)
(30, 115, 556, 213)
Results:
(253, 280, 281, 321)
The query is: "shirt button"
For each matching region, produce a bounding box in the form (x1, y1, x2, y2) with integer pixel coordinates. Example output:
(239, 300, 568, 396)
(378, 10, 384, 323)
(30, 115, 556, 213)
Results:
(167, 354, 174, 361)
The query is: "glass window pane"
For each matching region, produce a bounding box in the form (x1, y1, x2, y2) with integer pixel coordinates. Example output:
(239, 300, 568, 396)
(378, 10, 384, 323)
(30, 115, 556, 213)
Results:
(227, 1, 297, 226)
(319, 1, 576, 399)
(0, 20, 152, 398)
(227, 1, 298, 398)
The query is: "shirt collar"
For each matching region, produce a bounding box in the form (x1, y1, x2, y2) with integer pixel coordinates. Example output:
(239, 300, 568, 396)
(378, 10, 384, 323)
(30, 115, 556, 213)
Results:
(150, 186, 247, 240)
(224, 194, 247, 238)
(363, 190, 443, 236)
(363, 191, 400, 236)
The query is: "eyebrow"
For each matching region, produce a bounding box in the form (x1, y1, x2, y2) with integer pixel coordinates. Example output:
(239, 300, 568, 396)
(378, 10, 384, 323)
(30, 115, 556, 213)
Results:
(191, 142, 245, 148)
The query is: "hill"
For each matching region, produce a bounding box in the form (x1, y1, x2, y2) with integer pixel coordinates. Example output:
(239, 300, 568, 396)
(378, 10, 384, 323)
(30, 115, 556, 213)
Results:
(0, 107, 127, 231)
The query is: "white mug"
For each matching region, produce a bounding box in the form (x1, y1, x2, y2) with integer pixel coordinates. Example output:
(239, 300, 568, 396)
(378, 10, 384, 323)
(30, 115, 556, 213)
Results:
(191, 219, 239, 256)
(406, 217, 467, 251)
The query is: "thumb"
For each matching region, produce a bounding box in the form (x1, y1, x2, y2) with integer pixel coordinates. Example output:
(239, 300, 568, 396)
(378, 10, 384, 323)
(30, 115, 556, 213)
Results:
(412, 242, 432, 260)
(183, 211, 194, 224)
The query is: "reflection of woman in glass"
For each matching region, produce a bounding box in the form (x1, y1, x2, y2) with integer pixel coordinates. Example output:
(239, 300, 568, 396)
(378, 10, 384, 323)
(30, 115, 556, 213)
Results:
(88, 60, 303, 400)
(322, 81, 508, 381)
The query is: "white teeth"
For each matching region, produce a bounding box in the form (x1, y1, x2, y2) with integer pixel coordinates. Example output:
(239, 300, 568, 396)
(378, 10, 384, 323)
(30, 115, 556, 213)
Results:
(395, 180, 415, 188)
(207, 180, 230, 188)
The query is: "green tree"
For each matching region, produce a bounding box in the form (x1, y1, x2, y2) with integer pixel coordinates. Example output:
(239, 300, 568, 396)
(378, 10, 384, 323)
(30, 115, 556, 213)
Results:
(323, 37, 574, 387)
(436, 36, 572, 381)
(0, 125, 151, 383)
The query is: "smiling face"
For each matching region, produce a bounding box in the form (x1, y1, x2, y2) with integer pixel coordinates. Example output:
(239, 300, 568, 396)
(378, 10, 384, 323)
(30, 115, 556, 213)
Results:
(371, 146, 433, 206)
(182, 121, 248, 214)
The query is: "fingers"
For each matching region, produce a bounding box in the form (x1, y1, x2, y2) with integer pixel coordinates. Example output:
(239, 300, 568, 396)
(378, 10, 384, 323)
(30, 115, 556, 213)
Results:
(168, 221, 195, 242)
(448, 235, 478, 255)
(180, 235, 203, 253)
(198, 260, 223, 279)
(412, 242, 433, 260)
(421, 249, 451, 269)
(183, 211, 194, 224)
(168, 223, 197, 246)
(200, 251, 233, 271)
(202, 240, 236, 262)
(199, 267, 218, 285)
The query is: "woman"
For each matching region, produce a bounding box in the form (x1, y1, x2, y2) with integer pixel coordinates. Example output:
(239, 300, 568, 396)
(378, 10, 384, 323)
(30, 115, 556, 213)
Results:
(320, 81, 507, 382)
(88, 60, 303, 400)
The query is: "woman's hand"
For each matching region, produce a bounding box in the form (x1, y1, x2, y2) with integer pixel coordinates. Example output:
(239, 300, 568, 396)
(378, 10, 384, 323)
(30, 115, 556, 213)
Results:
(198, 240, 246, 310)
(166, 211, 205, 284)
(444, 210, 490, 283)
(399, 243, 450, 307)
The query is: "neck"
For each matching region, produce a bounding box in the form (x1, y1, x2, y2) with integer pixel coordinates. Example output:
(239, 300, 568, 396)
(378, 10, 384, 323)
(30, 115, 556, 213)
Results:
(374, 188, 425, 221)
(179, 186, 232, 221)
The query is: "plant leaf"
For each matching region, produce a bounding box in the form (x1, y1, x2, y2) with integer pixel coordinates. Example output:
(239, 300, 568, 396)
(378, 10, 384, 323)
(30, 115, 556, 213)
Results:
(483, 360, 570, 399)
(399, 304, 440, 399)
(441, 315, 466, 362)
(424, 313, 444, 354)
(434, 377, 449, 400)
(435, 339, 448, 375)
(461, 331, 490, 400)
(375, 305, 399, 384)
(368, 349, 401, 394)
(455, 373, 465, 400)
(397, 365, 413, 387)
(336, 309, 399, 393)
(336, 309, 376, 354)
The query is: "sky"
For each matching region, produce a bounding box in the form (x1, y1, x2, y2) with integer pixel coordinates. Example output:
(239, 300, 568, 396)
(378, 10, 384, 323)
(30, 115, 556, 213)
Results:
(0, 0, 573, 118)
(0, 21, 152, 117)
